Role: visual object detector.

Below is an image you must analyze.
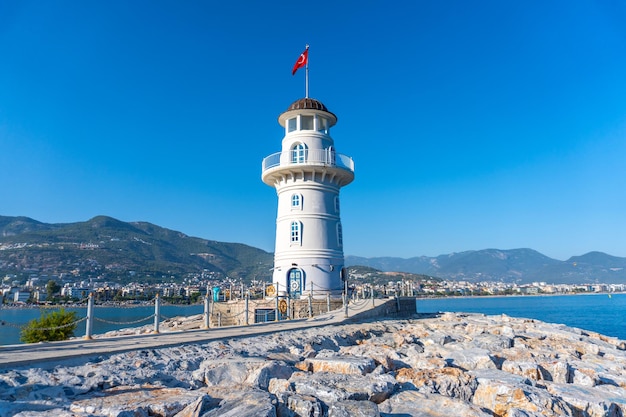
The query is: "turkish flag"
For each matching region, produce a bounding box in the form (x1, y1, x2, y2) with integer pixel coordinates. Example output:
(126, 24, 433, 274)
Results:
(292, 48, 308, 75)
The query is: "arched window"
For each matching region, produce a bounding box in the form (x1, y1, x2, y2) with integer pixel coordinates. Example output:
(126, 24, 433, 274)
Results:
(291, 193, 302, 210)
(291, 143, 307, 164)
(290, 221, 302, 245)
(334, 196, 340, 213)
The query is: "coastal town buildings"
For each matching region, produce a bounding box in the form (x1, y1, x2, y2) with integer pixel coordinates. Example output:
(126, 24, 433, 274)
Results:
(3, 271, 624, 307)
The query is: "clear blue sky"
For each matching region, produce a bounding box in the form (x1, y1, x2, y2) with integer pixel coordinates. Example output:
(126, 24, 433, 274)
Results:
(1, 1, 625, 261)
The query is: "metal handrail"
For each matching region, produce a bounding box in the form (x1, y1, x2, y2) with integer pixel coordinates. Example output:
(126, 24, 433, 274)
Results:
(262, 149, 355, 173)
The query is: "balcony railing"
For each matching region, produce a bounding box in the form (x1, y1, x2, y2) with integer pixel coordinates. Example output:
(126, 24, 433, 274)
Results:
(262, 149, 355, 173)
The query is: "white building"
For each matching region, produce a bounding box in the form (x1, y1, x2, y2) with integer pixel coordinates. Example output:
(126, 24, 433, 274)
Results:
(13, 290, 31, 303)
(262, 98, 354, 298)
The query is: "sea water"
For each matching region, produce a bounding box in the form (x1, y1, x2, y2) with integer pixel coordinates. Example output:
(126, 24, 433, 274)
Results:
(417, 293, 626, 340)
(0, 304, 204, 346)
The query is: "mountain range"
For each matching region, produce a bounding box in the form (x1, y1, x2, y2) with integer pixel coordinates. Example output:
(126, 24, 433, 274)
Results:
(345, 250, 626, 284)
(1, 215, 625, 285)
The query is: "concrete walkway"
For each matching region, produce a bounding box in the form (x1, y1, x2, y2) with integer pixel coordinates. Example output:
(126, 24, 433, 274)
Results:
(0, 298, 394, 370)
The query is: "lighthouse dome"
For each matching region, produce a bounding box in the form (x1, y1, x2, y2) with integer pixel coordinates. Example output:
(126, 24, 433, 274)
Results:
(279, 97, 337, 128)
(287, 98, 329, 112)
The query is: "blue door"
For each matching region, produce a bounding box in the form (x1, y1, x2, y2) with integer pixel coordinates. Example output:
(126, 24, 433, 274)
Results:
(288, 268, 302, 298)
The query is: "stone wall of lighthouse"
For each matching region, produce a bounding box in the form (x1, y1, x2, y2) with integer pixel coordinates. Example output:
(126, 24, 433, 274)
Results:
(262, 98, 354, 299)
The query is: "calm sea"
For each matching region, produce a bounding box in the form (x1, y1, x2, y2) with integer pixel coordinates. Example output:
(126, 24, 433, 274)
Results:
(416, 293, 626, 340)
(1, 294, 624, 345)
(0, 304, 204, 346)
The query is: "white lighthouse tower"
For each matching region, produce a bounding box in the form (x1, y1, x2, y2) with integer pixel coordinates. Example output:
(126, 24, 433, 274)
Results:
(262, 97, 354, 298)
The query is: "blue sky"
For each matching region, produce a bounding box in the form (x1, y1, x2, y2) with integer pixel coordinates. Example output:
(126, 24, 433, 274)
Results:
(1, 1, 625, 261)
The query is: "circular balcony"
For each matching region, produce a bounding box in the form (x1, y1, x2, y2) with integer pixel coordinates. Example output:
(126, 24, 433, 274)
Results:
(262, 149, 355, 187)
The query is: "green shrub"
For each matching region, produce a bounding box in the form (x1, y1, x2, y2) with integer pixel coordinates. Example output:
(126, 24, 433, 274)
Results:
(20, 308, 79, 343)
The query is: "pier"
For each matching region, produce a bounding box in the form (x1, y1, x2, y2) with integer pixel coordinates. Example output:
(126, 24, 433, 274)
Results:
(0, 297, 417, 369)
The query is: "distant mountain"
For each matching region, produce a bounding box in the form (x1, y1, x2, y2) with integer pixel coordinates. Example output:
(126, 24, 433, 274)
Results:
(3, 215, 625, 286)
(0, 216, 61, 236)
(346, 249, 626, 284)
(0, 215, 273, 284)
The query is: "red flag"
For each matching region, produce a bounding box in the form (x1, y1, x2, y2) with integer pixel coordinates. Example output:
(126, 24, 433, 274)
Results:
(292, 48, 308, 75)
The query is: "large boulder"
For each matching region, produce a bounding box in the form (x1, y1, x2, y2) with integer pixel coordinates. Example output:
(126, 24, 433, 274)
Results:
(201, 389, 276, 417)
(327, 399, 380, 417)
(290, 372, 397, 404)
(545, 382, 626, 417)
(395, 367, 477, 401)
(69, 385, 208, 417)
(471, 369, 572, 417)
(378, 390, 491, 417)
(297, 356, 376, 375)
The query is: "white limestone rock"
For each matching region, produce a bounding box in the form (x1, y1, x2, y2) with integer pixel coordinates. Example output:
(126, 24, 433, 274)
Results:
(173, 394, 212, 417)
(3, 312, 626, 417)
(290, 372, 397, 404)
(444, 347, 499, 370)
(338, 344, 412, 371)
(197, 359, 294, 389)
(378, 390, 491, 416)
(298, 355, 376, 375)
(545, 382, 626, 417)
(501, 360, 543, 381)
(537, 360, 572, 384)
(471, 369, 573, 417)
(286, 393, 323, 417)
(201, 389, 276, 417)
(395, 367, 477, 401)
(69, 385, 205, 417)
(327, 399, 380, 417)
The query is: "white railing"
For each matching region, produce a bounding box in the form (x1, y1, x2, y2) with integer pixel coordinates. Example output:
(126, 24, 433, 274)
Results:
(262, 149, 355, 173)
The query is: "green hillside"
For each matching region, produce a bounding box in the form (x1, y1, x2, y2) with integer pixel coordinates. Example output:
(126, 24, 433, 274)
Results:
(0, 215, 273, 284)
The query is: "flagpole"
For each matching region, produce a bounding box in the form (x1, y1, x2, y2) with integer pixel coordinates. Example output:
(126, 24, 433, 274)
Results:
(305, 44, 309, 98)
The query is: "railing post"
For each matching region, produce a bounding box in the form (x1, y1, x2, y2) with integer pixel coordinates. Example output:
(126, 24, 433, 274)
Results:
(344, 278, 349, 318)
(153, 293, 160, 334)
(217, 311, 221, 327)
(395, 293, 400, 312)
(287, 294, 291, 319)
(84, 292, 94, 340)
(372, 285, 375, 307)
(245, 291, 249, 326)
(326, 293, 331, 313)
(308, 292, 313, 318)
(275, 293, 279, 322)
(203, 294, 210, 329)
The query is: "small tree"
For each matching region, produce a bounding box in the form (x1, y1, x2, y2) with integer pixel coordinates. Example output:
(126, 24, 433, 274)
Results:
(46, 280, 61, 300)
(20, 308, 79, 343)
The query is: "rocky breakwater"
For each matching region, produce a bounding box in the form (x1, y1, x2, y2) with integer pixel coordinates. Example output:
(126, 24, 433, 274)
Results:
(2, 312, 626, 417)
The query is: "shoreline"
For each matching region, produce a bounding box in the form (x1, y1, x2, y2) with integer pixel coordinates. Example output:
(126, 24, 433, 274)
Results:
(2, 291, 623, 311)
(0, 301, 204, 310)
(415, 291, 624, 301)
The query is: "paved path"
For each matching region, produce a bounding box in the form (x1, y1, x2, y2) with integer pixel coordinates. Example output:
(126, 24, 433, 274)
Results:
(0, 298, 391, 370)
